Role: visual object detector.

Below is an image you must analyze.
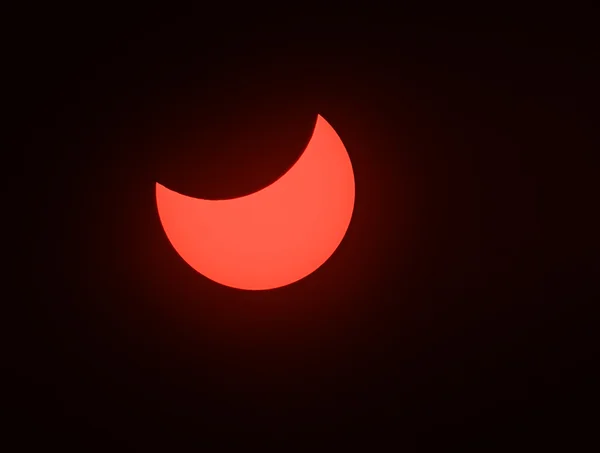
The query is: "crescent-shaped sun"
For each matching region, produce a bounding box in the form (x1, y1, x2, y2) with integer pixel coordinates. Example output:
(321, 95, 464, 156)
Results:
(156, 114, 355, 290)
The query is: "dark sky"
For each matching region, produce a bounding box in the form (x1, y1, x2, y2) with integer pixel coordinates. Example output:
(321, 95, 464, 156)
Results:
(7, 8, 597, 448)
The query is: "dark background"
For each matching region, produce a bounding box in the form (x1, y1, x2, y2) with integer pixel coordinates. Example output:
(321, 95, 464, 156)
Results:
(7, 8, 597, 448)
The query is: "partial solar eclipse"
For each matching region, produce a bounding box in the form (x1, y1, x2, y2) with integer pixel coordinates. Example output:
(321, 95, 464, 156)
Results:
(156, 114, 355, 290)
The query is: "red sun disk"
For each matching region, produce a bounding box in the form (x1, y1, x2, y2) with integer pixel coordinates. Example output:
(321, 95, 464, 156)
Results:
(156, 114, 355, 290)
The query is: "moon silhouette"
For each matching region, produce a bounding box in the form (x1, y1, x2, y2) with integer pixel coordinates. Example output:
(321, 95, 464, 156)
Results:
(156, 114, 355, 290)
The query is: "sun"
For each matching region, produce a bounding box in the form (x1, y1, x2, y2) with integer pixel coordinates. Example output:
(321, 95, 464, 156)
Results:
(156, 114, 355, 290)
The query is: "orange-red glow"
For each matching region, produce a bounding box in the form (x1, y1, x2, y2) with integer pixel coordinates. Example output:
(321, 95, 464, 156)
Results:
(155, 115, 355, 290)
